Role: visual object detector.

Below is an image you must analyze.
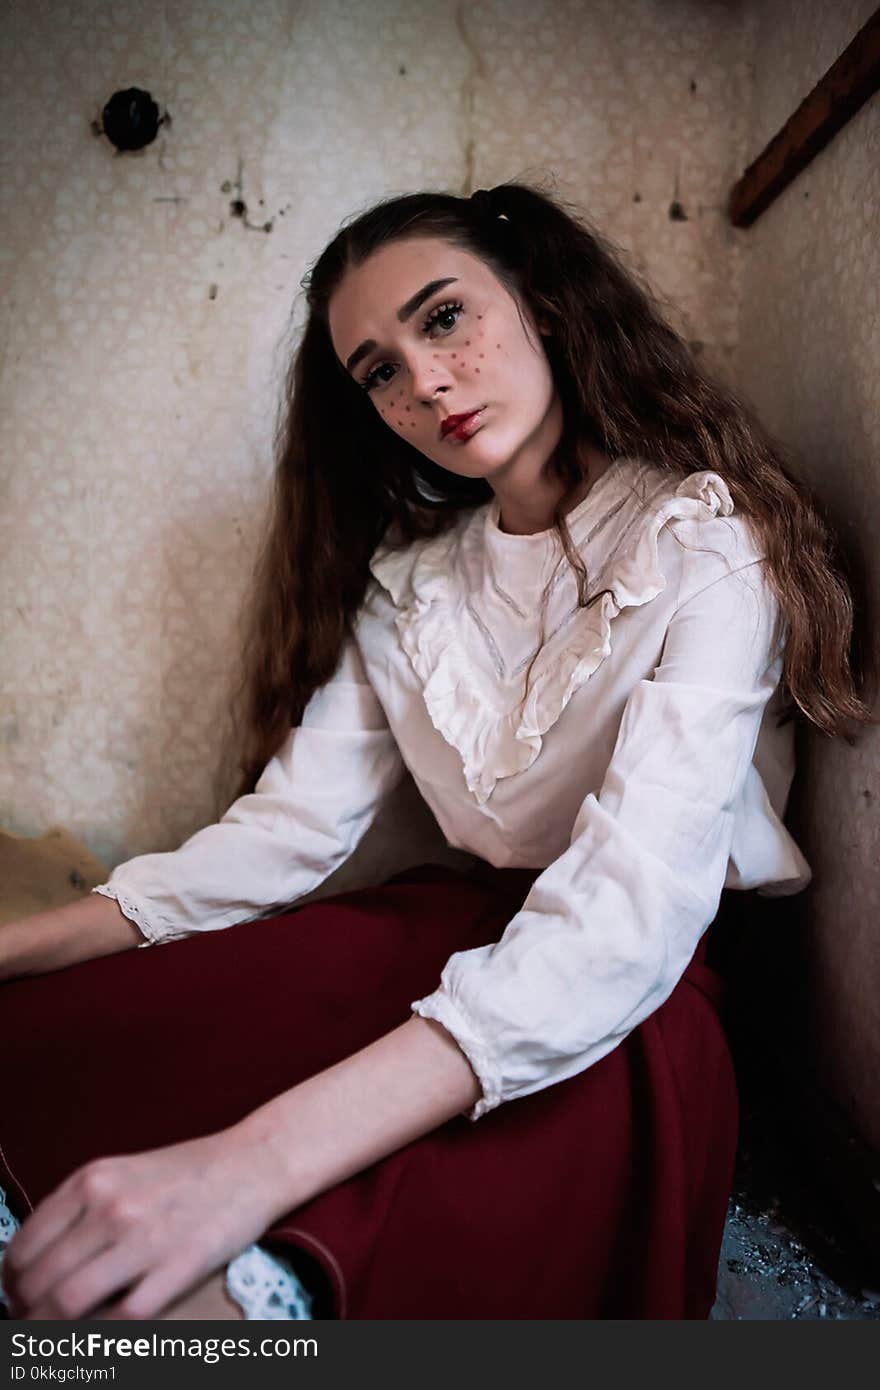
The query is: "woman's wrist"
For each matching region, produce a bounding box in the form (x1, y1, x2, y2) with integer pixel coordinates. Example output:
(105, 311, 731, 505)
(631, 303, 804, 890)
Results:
(228, 1015, 482, 1224)
(0, 894, 144, 981)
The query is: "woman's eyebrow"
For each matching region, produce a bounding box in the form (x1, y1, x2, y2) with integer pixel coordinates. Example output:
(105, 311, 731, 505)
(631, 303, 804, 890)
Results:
(346, 339, 376, 374)
(397, 277, 458, 322)
(345, 277, 459, 373)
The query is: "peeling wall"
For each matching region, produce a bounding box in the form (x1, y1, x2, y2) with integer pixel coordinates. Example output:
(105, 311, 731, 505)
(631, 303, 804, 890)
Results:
(0, 0, 753, 870)
(735, 1, 880, 1149)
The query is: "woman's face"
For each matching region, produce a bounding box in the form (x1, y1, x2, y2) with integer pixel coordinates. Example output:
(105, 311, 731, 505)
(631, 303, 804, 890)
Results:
(327, 235, 563, 487)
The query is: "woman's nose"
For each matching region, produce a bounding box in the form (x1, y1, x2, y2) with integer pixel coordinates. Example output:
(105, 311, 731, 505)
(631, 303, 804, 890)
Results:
(409, 351, 454, 404)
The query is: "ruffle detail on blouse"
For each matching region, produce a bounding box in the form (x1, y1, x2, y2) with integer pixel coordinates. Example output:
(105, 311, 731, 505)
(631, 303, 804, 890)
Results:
(369, 464, 738, 805)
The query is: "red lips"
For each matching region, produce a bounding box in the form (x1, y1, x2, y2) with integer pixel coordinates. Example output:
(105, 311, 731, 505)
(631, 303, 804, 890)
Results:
(440, 410, 481, 439)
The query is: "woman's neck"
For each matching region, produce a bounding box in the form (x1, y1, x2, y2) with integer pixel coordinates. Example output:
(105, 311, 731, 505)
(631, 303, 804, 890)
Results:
(494, 445, 612, 536)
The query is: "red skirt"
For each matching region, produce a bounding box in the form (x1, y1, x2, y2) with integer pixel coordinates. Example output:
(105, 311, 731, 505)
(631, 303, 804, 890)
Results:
(1, 863, 737, 1319)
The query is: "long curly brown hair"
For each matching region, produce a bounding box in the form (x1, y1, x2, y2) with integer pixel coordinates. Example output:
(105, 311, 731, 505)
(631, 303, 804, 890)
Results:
(228, 182, 870, 800)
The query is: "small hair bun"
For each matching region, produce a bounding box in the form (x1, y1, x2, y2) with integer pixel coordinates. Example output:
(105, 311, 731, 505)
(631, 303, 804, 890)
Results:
(470, 187, 496, 215)
(470, 186, 510, 223)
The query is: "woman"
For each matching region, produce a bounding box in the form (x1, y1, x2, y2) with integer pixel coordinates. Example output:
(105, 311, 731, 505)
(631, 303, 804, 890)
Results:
(0, 183, 868, 1321)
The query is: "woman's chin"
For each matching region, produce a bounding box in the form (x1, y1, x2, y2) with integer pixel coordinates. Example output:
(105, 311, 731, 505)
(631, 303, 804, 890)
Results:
(433, 439, 517, 483)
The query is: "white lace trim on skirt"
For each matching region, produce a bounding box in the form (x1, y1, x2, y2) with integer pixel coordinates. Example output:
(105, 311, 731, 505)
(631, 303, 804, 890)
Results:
(225, 1243, 313, 1320)
(0, 1187, 312, 1321)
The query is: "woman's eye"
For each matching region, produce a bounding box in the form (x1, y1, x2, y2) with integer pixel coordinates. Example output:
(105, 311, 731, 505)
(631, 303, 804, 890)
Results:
(360, 301, 464, 392)
(362, 361, 396, 392)
(424, 301, 464, 336)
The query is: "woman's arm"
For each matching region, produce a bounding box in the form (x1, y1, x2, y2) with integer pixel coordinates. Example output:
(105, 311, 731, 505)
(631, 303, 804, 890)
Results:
(239, 1015, 480, 1203)
(92, 637, 405, 946)
(0, 894, 143, 982)
(2, 637, 405, 980)
(413, 551, 795, 1117)
(4, 1016, 477, 1319)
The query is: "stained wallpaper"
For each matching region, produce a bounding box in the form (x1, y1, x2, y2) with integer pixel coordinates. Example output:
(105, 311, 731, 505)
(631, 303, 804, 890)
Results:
(0, 0, 753, 868)
(737, 0, 880, 1146)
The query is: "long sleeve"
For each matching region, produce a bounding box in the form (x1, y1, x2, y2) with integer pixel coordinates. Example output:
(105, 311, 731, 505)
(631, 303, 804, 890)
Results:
(412, 555, 785, 1120)
(93, 638, 406, 943)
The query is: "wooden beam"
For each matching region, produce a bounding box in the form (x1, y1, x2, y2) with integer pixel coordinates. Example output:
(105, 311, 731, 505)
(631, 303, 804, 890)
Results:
(729, 7, 880, 228)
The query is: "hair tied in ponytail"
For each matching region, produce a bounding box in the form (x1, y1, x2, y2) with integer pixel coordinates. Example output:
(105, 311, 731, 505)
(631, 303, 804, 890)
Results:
(469, 187, 510, 222)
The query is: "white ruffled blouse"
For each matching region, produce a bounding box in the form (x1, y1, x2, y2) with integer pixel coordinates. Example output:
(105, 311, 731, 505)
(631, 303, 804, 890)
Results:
(94, 458, 810, 1120)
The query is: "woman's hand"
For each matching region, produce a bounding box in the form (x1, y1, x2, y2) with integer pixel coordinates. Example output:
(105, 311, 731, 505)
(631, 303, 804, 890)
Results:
(3, 1128, 282, 1320)
(5, 1015, 481, 1320)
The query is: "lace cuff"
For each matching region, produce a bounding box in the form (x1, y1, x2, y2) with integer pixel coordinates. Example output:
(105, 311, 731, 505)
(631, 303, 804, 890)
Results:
(0, 1187, 19, 1314)
(411, 990, 502, 1121)
(91, 884, 185, 947)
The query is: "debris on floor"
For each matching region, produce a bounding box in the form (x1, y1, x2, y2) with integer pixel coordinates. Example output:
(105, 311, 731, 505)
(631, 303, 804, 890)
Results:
(711, 1073, 880, 1319)
(712, 1188, 880, 1319)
